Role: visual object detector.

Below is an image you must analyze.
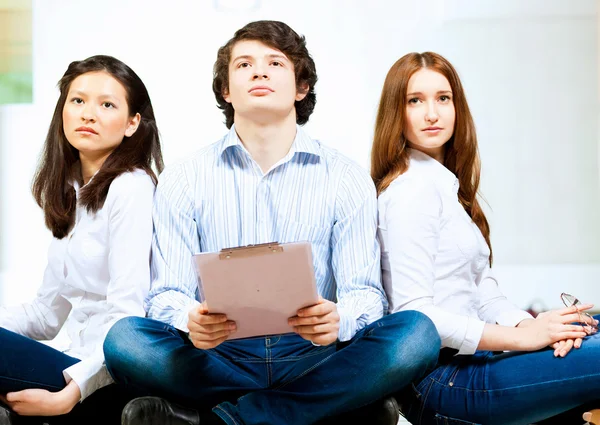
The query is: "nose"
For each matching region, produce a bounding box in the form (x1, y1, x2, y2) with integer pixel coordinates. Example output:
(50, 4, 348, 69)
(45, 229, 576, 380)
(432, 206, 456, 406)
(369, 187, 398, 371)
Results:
(425, 101, 439, 123)
(81, 103, 96, 122)
(252, 63, 269, 80)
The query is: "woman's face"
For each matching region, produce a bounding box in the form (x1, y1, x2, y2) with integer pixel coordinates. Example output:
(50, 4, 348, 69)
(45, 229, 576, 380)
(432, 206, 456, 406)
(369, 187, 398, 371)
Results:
(62, 71, 140, 159)
(403, 68, 455, 160)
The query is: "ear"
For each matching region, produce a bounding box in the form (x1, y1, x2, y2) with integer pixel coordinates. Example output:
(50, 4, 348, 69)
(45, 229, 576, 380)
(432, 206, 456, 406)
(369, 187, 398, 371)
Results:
(295, 82, 309, 102)
(124, 113, 141, 137)
(223, 87, 231, 104)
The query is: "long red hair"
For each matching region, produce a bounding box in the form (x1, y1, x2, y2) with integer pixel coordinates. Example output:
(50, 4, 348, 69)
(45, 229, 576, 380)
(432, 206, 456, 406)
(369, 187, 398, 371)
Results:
(371, 52, 492, 264)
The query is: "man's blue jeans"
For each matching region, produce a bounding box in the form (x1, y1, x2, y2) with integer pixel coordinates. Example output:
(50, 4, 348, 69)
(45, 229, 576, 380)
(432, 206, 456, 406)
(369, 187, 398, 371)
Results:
(104, 310, 440, 425)
(402, 314, 600, 425)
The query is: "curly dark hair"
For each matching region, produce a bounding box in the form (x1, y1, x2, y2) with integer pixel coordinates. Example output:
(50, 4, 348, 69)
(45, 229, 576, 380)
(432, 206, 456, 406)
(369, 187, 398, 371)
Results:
(212, 20, 317, 128)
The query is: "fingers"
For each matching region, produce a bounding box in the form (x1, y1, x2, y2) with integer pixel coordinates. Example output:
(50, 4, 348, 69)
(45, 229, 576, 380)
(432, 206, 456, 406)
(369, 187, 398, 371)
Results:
(6, 390, 25, 403)
(188, 320, 236, 350)
(188, 320, 236, 335)
(189, 308, 228, 326)
(289, 313, 330, 326)
(557, 339, 574, 358)
(296, 298, 335, 318)
(552, 340, 565, 357)
(557, 330, 588, 340)
(558, 303, 594, 316)
(293, 322, 339, 335)
(560, 312, 598, 326)
(190, 334, 230, 350)
(296, 330, 338, 346)
(574, 337, 583, 349)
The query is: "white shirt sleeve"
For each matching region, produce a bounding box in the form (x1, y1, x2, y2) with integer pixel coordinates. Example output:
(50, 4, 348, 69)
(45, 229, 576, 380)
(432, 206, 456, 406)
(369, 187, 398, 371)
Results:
(64, 172, 154, 401)
(477, 265, 533, 327)
(0, 243, 72, 340)
(381, 178, 485, 355)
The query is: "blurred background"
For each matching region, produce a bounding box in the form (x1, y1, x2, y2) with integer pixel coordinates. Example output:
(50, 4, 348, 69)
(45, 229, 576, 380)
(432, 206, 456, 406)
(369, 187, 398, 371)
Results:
(0, 0, 599, 314)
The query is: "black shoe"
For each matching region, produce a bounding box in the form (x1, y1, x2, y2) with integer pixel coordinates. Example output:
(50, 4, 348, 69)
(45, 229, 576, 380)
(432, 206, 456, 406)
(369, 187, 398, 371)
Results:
(368, 396, 400, 425)
(0, 408, 47, 425)
(322, 396, 400, 425)
(0, 406, 10, 425)
(121, 397, 200, 425)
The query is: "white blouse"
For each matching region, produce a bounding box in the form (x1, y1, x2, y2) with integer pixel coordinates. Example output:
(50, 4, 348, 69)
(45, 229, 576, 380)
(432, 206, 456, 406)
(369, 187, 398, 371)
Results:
(0, 169, 154, 400)
(378, 149, 532, 355)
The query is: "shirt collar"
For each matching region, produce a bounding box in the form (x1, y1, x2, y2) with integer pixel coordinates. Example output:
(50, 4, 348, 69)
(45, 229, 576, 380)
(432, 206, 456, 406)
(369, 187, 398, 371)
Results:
(219, 124, 322, 159)
(408, 148, 459, 195)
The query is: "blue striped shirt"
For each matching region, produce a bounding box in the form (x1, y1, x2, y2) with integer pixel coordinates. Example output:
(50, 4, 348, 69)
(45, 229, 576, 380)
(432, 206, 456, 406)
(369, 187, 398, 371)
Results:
(146, 125, 386, 341)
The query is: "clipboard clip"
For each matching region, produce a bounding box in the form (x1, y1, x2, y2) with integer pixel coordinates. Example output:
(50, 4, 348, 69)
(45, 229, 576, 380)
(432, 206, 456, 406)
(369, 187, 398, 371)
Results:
(219, 241, 284, 260)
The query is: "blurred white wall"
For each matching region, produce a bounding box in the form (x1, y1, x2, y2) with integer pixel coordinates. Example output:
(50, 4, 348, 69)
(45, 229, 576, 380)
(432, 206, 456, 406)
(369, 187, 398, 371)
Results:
(0, 0, 598, 311)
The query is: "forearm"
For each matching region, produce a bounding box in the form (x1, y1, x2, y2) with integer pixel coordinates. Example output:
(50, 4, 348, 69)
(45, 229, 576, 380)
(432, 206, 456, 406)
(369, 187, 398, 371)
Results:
(477, 323, 529, 351)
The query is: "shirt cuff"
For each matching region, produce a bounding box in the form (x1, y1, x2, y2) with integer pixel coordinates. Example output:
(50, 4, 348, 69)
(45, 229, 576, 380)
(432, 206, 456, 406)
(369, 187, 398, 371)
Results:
(171, 300, 201, 333)
(63, 359, 113, 401)
(457, 317, 486, 355)
(495, 309, 534, 328)
(336, 307, 358, 342)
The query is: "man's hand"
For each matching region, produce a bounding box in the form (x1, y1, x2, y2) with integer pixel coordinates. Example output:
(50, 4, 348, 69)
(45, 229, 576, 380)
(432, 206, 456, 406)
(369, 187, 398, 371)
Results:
(187, 302, 236, 349)
(289, 297, 340, 346)
(0, 381, 81, 416)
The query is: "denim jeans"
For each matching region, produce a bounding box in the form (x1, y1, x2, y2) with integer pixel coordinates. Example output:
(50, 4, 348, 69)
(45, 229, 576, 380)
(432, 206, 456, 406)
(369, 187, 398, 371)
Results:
(403, 314, 600, 425)
(0, 327, 137, 425)
(0, 328, 80, 393)
(104, 310, 440, 425)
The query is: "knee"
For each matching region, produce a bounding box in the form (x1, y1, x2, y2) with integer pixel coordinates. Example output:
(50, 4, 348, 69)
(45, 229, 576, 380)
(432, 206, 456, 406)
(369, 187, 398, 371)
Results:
(103, 316, 150, 379)
(385, 310, 441, 375)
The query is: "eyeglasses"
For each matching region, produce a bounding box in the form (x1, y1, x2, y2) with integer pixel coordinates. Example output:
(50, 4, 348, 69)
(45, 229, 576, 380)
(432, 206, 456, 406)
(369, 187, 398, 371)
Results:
(561, 292, 598, 335)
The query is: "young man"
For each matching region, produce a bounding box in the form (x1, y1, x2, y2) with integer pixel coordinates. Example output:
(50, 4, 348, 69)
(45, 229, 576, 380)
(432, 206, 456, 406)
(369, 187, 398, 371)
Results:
(103, 21, 440, 425)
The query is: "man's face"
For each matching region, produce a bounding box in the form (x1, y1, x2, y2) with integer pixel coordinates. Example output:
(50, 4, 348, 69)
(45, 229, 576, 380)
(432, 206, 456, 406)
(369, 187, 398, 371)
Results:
(224, 40, 307, 125)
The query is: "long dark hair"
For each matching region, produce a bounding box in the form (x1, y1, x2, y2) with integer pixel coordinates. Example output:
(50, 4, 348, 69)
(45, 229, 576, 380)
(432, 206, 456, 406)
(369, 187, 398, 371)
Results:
(32, 55, 164, 239)
(371, 52, 492, 264)
(213, 20, 317, 129)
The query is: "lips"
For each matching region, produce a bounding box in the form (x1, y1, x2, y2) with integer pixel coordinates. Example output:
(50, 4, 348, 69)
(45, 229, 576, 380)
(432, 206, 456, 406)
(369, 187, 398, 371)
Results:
(423, 127, 442, 131)
(249, 85, 274, 93)
(76, 126, 98, 135)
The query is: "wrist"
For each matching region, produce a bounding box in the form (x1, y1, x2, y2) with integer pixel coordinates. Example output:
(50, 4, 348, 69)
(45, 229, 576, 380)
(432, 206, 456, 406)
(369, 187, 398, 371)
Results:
(56, 382, 81, 414)
(516, 318, 535, 328)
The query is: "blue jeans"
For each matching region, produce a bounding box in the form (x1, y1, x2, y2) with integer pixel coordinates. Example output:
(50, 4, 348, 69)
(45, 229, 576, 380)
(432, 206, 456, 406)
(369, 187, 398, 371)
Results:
(0, 327, 80, 393)
(0, 327, 137, 424)
(104, 310, 440, 425)
(403, 314, 600, 425)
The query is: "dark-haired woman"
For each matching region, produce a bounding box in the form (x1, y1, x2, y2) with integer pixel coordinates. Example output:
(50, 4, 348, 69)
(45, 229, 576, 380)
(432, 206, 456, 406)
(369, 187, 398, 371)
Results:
(0, 55, 163, 421)
(372, 52, 600, 425)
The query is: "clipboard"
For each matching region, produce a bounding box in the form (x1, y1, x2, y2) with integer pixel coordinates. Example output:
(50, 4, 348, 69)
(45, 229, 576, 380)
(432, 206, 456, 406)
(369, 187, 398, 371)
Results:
(193, 241, 319, 339)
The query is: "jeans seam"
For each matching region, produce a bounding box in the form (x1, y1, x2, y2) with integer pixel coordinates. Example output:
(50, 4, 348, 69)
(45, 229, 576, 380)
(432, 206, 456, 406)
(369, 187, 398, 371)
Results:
(431, 370, 600, 392)
(266, 337, 272, 387)
(271, 350, 336, 391)
(0, 376, 64, 392)
(208, 348, 330, 363)
(417, 378, 434, 425)
(214, 405, 240, 425)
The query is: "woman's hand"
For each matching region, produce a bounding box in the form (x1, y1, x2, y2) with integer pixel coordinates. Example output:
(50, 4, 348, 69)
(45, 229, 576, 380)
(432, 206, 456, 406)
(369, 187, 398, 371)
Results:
(550, 338, 583, 357)
(0, 381, 81, 416)
(516, 304, 594, 352)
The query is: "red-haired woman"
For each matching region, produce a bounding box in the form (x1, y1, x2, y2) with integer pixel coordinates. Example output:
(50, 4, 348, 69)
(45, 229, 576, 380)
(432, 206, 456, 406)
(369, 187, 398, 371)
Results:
(372, 52, 600, 425)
